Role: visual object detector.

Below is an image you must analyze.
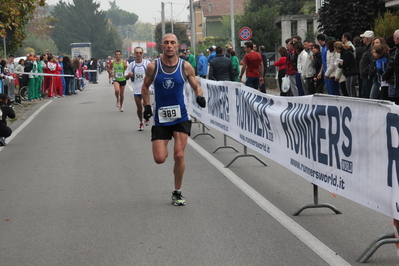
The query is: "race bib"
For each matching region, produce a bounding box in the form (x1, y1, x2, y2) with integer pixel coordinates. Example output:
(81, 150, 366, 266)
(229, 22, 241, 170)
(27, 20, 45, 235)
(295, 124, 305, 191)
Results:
(158, 105, 181, 123)
(115, 72, 123, 78)
(134, 72, 144, 82)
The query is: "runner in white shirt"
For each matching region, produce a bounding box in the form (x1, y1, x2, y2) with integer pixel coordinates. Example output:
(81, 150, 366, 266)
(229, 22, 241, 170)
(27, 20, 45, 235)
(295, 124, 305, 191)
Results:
(126, 47, 151, 131)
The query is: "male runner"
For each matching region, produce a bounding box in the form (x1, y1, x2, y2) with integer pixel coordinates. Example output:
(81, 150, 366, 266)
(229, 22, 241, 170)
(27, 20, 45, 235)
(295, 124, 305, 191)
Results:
(126, 47, 150, 131)
(141, 33, 206, 206)
(110, 50, 127, 112)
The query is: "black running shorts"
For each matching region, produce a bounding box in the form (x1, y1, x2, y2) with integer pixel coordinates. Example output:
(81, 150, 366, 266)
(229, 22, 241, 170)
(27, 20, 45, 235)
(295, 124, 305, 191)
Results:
(151, 120, 192, 141)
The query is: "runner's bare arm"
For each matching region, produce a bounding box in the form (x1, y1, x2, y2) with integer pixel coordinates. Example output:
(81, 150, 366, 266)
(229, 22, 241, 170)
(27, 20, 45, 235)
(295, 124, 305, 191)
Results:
(184, 61, 203, 97)
(142, 62, 156, 106)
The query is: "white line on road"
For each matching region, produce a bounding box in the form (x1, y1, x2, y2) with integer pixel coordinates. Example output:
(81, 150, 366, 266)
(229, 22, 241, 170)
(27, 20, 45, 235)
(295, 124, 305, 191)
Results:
(187, 138, 351, 266)
(0, 100, 53, 153)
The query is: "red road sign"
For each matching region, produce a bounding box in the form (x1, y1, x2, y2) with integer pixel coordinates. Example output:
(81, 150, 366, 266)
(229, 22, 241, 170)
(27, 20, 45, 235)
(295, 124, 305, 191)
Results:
(238, 27, 252, 41)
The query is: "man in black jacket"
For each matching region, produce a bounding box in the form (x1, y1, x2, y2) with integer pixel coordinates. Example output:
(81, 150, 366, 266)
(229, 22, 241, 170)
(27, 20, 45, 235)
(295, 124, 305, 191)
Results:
(359, 30, 374, 98)
(208, 46, 235, 81)
(0, 93, 15, 146)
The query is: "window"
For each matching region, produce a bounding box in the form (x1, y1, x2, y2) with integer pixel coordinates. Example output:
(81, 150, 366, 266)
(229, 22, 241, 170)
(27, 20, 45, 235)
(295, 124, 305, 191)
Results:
(307, 21, 314, 35)
(291, 21, 297, 36)
(208, 3, 212, 12)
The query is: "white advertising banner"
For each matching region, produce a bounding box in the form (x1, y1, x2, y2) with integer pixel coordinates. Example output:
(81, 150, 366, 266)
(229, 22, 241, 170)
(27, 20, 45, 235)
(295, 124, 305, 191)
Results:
(186, 78, 399, 220)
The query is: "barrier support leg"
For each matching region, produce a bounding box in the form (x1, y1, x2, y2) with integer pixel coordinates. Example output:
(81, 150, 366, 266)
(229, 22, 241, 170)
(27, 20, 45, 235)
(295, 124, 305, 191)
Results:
(192, 122, 215, 139)
(357, 233, 399, 263)
(225, 145, 268, 168)
(293, 184, 342, 216)
(213, 134, 239, 153)
(191, 117, 210, 130)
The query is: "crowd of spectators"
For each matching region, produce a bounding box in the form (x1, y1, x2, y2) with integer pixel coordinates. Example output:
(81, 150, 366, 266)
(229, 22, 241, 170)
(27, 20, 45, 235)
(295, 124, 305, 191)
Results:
(272, 29, 399, 104)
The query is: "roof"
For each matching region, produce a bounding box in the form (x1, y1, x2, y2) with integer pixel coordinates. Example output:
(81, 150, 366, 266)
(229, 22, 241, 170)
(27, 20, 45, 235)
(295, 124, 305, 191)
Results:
(199, 0, 247, 17)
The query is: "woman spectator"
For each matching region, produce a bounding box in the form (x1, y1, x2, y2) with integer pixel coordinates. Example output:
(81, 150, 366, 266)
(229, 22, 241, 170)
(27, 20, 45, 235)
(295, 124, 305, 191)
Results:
(324, 39, 340, 95)
(230, 50, 240, 82)
(312, 44, 324, 93)
(72, 58, 82, 93)
(369, 45, 388, 99)
(63, 56, 74, 95)
(58, 56, 66, 96)
(15, 59, 26, 89)
(274, 47, 287, 95)
(335, 41, 358, 97)
(373, 37, 390, 53)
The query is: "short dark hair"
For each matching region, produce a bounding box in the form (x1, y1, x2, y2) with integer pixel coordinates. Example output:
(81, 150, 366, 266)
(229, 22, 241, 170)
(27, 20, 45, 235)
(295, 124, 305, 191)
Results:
(317, 34, 326, 41)
(245, 42, 253, 49)
(342, 32, 352, 41)
(230, 50, 236, 56)
(208, 47, 214, 52)
(215, 46, 223, 54)
(0, 93, 8, 101)
(115, 49, 122, 54)
(259, 45, 266, 52)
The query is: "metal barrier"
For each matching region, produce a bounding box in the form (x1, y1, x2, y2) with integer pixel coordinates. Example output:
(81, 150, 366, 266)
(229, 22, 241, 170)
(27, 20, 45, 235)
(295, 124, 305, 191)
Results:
(1, 76, 15, 103)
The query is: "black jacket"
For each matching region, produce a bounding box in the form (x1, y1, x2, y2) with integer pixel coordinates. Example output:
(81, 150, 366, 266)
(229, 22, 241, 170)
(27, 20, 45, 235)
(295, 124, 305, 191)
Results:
(382, 44, 399, 88)
(359, 43, 373, 78)
(208, 54, 235, 81)
(339, 49, 358, 77)
(63, 61, 74, 76)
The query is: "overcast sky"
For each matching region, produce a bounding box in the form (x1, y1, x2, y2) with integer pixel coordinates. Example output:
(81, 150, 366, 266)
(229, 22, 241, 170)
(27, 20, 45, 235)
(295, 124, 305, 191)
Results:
(46, 0, 190, 24)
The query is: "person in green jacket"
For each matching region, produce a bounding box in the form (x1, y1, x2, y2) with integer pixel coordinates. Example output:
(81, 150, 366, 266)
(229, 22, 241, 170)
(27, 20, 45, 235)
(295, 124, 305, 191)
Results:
(230, 50, 240, 82)
(187, 50, 196, 72)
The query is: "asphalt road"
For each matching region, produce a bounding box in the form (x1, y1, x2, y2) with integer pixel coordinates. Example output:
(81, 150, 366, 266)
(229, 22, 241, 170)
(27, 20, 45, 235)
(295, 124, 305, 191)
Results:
(0, 73, 398, 265)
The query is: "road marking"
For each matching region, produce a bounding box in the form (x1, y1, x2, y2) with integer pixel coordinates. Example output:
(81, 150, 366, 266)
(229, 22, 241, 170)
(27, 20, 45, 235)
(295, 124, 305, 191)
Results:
(187, 138, 351, 266)
(0, 100, 53, 152)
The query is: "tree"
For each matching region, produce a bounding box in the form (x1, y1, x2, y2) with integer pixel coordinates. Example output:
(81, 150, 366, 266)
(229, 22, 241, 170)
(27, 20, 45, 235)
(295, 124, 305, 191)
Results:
(237, 4, 281, 54)
(14, 32, 58, 56)
(0, 0, 46, 54)
(373, 11, 399, 38)
(154, 22, 189, 54)
(280, 0, 307, 15)
(51, 0, 121, 58)
(318, 0, 386, 39)
(106, 9, 138, 26)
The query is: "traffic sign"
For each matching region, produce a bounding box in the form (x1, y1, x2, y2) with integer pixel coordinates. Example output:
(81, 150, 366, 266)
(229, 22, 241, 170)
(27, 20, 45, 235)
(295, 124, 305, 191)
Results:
(180, 43, 188, 50)
(238, 27, 252, 41)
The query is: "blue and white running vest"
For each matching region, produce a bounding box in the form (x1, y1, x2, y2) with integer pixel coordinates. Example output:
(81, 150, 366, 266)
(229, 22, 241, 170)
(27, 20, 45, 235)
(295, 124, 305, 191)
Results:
(153, 58, 189, 126)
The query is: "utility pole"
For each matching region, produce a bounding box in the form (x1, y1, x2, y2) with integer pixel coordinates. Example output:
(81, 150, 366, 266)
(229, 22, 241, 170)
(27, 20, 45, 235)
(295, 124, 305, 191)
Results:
(168, 2, 174, 34)
(161, 2, 165, 37)
(230, 0, 235, 51)
(189, 0, 196, 55)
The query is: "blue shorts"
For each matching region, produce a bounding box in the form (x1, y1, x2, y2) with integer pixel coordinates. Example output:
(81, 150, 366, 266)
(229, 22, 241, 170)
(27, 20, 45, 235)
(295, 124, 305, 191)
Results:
(134, 94, 142, 97)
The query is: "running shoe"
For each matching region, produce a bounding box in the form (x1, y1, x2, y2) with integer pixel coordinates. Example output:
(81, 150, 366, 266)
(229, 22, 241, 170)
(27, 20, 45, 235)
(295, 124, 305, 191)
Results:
(116, 99, 120, 108)
(0, 137, 6, 146)
(119, 106, 124, 112)
(145, 119, 150, 126)
(171, 190, 186, 206)
(138, 123, 144, 131)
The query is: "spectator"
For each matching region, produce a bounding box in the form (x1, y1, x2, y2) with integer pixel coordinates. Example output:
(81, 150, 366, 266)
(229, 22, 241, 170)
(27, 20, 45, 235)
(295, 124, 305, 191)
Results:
(63, 56, 74, 95)
(302, 43, 317, 94)
(317, 34, 327, 93)
(230, 50, 240, 82)
(359, 30, 374, 98)
(341, 33, 356, 56)
(286, 41, 298, 95)
(335, 41, 358, 97)
(207, 46, 216, 62)
(324, 39, 340, 95)
(15, 59, 26, 88)
(239, 42, 264, 90)
(370, 45, 388, 99)
(0, 93, 15, 146)
(209, 46, 235, 81)
(197, 51, 208, 78)
(186, 50, 196, 70)
(6, 55, 15, 74)
(274, 47, 288, 95)
(312, 44, 324, 93)
(382, 29, 399, 104)
(295, 42, 309, 95)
